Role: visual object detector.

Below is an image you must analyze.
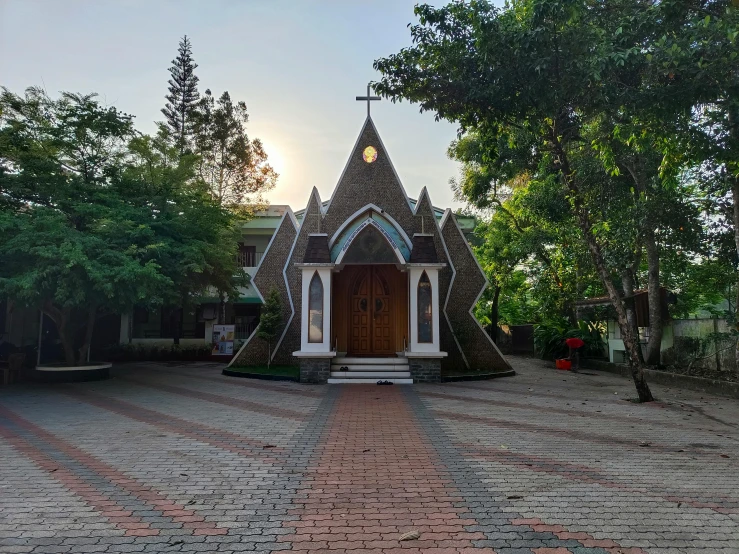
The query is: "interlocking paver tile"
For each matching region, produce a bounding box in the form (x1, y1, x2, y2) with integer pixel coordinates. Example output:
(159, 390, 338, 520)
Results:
(0, 358, 737, 553)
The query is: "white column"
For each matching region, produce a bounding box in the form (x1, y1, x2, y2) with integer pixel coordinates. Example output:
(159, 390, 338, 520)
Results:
(409, 266, 441, 353)
(119, 313, 131, 344)
(204, 320, 214, 344)
(300, 267, 333, 353)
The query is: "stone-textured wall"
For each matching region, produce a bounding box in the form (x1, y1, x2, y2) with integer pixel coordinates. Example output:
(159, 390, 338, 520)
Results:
(321, 119, 417, 234)
(441, 212, 511, 373)
(231, 211, 297, 367)
(279, 190, 323, 364)
(299, 358, 331, 384)
(408, 358, 441, 383)
(257, 117, 511, 376)
(412, 190, 464, 373)
(277, 119, 444, 365)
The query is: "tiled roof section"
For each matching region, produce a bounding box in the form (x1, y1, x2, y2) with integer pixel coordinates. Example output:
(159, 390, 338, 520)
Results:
(410, 234, 438, 263)
(303, 234, 331, 263)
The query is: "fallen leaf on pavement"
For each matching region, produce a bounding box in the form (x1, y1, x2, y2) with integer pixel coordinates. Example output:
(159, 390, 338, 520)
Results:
(399, 530, 420, 541)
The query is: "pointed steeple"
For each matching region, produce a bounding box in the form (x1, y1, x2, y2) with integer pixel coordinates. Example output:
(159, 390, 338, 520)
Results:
(280, 187, 325, 357)
(323, 118, 415, 233)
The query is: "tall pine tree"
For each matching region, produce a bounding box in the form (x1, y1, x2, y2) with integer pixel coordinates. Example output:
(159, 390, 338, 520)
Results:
(162, 35, 199, 153)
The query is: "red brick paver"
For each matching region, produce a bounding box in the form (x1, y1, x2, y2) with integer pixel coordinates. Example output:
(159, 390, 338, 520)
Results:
(0, 405, 228, 536)
(281, 386, 495, 553)
(0, 358, 738, 554)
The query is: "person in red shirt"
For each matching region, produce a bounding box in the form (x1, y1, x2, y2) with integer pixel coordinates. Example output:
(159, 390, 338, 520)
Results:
(565, 337, 585, 371)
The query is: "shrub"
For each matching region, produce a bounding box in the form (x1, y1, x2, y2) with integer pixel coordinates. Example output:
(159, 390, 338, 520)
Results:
(534, 321, 605, 360)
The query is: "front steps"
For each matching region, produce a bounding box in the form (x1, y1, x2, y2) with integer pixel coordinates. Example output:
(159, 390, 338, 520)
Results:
(328, 356, 413, 384)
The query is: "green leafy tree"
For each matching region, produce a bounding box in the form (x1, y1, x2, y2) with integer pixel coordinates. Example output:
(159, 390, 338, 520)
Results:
(0, 87, 244, 363)
(162, 35, 200, 153)
(257, 288, 282, 368)
(122, 129, 246, 344)
(497, 271, 539, 326)
(641, 0, 739, 367)
(373, 0, 672, 399)
(193, 89, 277, 211)
(471, 214, 526, 340)
(375, 0, 736, 398)
(451, 133, 599, 329)
(0, 88, 168, 365)
(191, 89, 277, 323)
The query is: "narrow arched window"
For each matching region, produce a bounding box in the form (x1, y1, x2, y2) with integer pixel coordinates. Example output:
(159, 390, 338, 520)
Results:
(308, 272, 324, 343)
(417, 271, 432, 343)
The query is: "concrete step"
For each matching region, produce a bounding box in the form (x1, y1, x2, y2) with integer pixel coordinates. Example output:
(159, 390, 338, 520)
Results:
(329, 371, 411, 378)
(327, 378, 414, 384)
(333, 357, 407, 365)
(331, 364, 409, 371)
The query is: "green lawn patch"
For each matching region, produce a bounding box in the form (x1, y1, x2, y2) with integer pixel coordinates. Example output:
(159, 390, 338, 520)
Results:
(224, 365, 299, 380)
(441, 368, 516, 382)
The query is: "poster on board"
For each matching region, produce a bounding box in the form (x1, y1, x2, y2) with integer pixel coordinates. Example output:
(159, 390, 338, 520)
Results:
(211, 324, 235, 355)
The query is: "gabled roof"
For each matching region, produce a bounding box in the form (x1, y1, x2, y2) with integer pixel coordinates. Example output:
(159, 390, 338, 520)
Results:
(293, 198, 476, 233)
(294, 198, 446, 220)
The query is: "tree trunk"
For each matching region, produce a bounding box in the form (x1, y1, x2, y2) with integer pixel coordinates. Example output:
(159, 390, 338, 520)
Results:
(490, 285, 501, 343)
(59, 323, 77, 367)
(61, 334, 77, 366)
(77, 305, 97, 364)
(172, 307, 181, 346)
(585, 229, 650, 400)
(551, 135, 653, 401)
(43, 302, 77, 366)
(218, 294, 226, 325)
(625, 159, 662, 367)
(733, 174, 739, 373)
(643, 227, 663, 366)
(565, 301, 577, 328)
(612, 270, 653, 401)
(621, 269, 640, 350)
(726, 107, 739, 374)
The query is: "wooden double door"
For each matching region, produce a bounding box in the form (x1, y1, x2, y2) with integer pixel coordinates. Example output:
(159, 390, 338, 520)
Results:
(331, 265, 407, 356)
(350, 266, 394, 355)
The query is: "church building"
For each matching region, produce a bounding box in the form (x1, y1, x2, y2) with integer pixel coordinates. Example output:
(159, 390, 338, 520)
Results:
(230, 100, 510, 383)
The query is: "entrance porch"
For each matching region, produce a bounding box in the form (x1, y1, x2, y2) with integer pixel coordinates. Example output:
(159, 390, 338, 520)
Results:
(293, 230, 447, 383)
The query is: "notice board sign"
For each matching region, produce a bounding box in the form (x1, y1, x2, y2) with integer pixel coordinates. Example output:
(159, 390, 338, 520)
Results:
(212, 324, 235, 355)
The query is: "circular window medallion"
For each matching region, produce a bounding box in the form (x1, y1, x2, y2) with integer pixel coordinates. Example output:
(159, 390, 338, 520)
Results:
(362, 145, 378, 163)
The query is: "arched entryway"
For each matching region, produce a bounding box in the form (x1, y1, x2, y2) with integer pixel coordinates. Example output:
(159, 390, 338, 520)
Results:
(332, 265, 408, 356)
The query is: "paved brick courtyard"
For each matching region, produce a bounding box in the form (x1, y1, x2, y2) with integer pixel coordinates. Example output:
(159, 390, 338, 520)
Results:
(0, 358, 737, 554)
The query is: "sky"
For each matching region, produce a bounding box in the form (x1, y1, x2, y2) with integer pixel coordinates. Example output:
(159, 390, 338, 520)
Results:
(0, 0, 478, 211)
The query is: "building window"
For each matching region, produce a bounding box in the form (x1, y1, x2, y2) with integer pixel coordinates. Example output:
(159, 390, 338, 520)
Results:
(237, 244, 257, 267)
(418, 271, 432, 343)
(308, 272, 323, 343)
